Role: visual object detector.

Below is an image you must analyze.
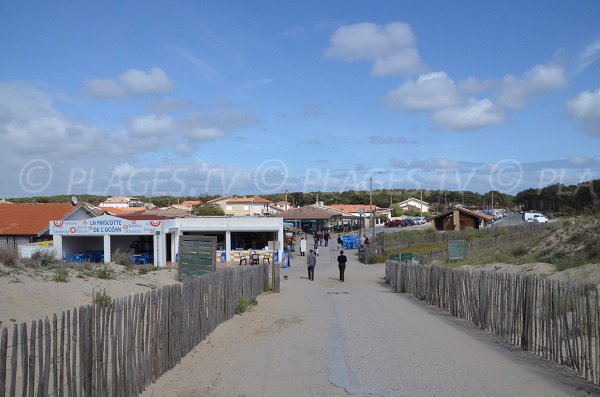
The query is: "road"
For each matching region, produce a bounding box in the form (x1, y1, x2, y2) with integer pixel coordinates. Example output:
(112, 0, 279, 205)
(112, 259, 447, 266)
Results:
(142, 245, 598, 397)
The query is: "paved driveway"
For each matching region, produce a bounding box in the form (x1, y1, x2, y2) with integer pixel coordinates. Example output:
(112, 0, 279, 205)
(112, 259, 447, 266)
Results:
(142, 245, 598, 397)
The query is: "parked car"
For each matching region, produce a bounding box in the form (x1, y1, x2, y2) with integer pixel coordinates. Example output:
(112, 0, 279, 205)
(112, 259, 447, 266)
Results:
(384, 220, 403, 228)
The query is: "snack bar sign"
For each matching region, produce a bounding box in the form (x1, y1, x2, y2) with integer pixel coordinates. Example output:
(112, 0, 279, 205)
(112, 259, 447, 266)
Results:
(50, 215, 161, 235)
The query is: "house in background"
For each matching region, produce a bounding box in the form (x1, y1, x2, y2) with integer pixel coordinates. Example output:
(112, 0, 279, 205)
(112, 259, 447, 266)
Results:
(171, 200, 202, 212)
(431, 207, 493, 231)
(208, 196, 275, 216)
(0, 202, 96, 252)
(397, 198, 429, 214)
(274, 204, 359, 232)
(272, 201, 292, 211)
(98, 196, 145, 208)
(326, 204, 391, 228)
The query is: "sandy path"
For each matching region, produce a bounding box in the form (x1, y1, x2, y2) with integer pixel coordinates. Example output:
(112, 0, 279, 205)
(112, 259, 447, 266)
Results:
(142, 244, 598, 397)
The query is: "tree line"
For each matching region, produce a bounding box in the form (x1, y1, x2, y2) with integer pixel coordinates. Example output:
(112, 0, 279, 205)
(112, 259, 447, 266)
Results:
(7, 179, 598, 214)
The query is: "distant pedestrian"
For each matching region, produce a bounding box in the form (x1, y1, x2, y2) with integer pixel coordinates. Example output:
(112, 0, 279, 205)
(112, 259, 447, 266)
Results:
(324, 232, 330, 247)
(307, 249, 316, 281)
(314, 236, 319, 250)
(337, 250, 347, 282)
(300, 237, 307, 256)
(337, 235, 343, 250)
(319, 232, 324, 246)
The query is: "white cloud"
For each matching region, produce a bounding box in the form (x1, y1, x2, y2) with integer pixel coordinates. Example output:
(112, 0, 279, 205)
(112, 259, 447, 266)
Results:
(497, 63, 567, 108)
(566, 86, 600, 136)
(325, 22, 427, 76)
(386, 72, 462, 111)
(432, 99, 504, 131)
(128, 114, 174, 136)
(576, 38, 600, 75)
(569, 156, 588, 165)
(85, 67, 173, 99)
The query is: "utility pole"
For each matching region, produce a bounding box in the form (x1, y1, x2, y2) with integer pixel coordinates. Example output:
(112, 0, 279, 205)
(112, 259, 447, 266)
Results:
(370, 177, 375, 239)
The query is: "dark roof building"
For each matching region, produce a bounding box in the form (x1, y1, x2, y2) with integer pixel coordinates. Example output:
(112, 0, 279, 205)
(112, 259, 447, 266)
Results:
(431, 207, 494, 231)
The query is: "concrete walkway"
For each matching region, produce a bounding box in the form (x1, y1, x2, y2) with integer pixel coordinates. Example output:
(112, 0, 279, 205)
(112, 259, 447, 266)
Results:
(142, 243, 599, 397)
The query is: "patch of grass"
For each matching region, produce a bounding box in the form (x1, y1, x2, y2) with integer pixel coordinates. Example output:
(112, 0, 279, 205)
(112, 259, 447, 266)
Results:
(138, 267, 158, 275)
(235, 296, 258, 315)
(511, 245, 528, 257)
(92, 289, 112, 307)
(266, 282, 273, 292)
(94, 265, 116, 280)
(52, 269, 69, 282)
(0, 249, 18, 267)
(112, 251, 133, 268)
(31, 250, 57, 268)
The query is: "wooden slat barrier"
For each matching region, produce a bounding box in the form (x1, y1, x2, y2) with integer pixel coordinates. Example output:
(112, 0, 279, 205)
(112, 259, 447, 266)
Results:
(385, 261, 600, 385)
(0, 264, 268, 396)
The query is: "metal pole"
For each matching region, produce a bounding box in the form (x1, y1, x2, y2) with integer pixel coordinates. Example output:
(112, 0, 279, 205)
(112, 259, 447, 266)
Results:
(370, 177, 375, 239)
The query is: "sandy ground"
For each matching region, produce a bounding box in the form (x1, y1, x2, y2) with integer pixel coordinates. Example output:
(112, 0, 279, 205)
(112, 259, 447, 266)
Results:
(141, 246, 598, 397)
(0, 263, 179, 327)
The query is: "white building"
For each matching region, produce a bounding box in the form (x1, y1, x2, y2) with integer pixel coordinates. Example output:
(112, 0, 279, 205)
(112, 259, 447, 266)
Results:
(98, 196, 145, 208)
(50, 215, 284, 267)
(397, 198, 429, 214)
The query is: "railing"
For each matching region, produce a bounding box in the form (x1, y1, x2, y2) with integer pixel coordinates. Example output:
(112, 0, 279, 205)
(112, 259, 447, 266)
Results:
(385, 261, 600, 386)
(0, 265, 269, 397)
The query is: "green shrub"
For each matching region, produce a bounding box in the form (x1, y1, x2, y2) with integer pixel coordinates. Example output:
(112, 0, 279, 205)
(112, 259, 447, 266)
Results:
(511, 245, 528, 257)
(95, 265, 115, 280)
(0, 249, 18, 267)
(235, 296, 258, 315)
(52, 269, 69, 282)
(32, 250, 57, 267)
(112, 251, 133, 268)
(92, 289, 112, 307)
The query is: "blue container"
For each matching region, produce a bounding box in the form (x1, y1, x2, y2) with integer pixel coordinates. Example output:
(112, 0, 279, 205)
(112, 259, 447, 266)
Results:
(220, 252, 226, 262)
(274, 250, 279, 262)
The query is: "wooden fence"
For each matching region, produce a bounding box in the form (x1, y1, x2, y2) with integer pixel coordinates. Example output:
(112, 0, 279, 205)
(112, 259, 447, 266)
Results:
(385, 261, 600, 385)
(0, 264, 269, 397)
(369, 221, 561, 263)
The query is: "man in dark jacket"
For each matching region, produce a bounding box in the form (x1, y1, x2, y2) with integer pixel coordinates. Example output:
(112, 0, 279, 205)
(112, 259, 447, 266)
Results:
(307, 249, 317, 281)
(337, 250, 347, 282)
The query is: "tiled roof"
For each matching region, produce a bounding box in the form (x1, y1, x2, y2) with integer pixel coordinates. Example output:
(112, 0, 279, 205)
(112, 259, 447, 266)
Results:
(399, 198, 429, 206)
(101, 207, 147, 216)
(227, 196, 272, 203)
(0, 203, 86, 236)
(273, 205, 349, 220)
(146, 207, 195, 218)
(431, 207, 494, 221)
(327, 204, 384, 213)
(117, 214, 173, 221)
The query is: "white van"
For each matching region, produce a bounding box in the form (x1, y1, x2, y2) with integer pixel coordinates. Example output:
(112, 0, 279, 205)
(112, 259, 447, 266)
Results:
(523, 212, 548, 223)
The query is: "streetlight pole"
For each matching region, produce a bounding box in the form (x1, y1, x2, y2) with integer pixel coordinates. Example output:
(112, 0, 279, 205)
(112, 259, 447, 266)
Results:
(370, 177, 375, 240)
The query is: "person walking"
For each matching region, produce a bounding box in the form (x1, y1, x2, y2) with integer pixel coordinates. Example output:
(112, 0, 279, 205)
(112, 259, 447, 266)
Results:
(337, 250, 347, 282)
(337, 235, 343, 250)
(324, 232, 330, 247)
(299, 236, 307, 256)
(307, 249, 316, 281)
(313, 236, 319, 250)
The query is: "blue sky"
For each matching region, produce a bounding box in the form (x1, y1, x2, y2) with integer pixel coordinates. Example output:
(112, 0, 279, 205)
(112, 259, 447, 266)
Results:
(1, 0, 599, 198)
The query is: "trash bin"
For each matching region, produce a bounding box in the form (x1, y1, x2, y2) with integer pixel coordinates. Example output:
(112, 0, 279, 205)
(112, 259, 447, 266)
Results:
(220, 252, 226, 262)
(274, 250, 279, 262)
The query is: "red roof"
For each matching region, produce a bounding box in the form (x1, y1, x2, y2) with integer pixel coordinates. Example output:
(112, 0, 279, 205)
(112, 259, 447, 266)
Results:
(327, 204, 384, 213)
(0, 203, 86, 236)
(117, 214, 172, 221)
(101, 207, 147, 216)
(227, 196, 272, 203)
